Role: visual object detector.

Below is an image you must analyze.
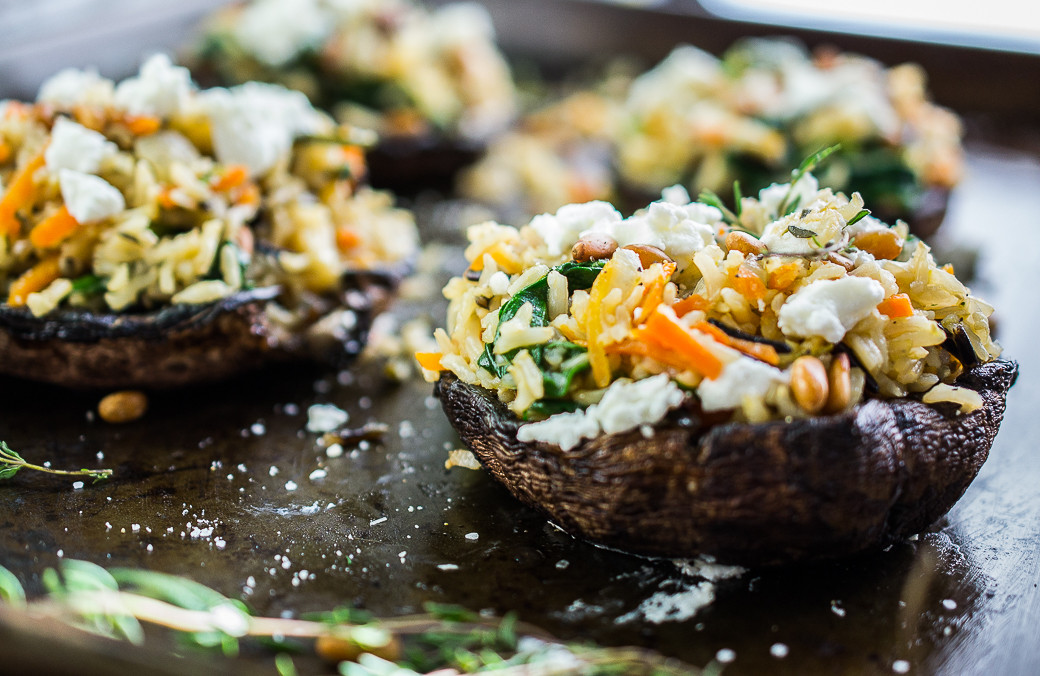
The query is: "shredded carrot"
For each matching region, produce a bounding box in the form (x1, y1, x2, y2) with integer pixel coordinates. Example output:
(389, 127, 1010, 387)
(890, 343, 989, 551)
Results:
(235, 183, 261, 207)
(942, 263, 954, 274)
(29, 205, 79, 249)
(690, 321, 779, 366)
(671, 294, 709, 317)
(7, 257, 61, 306)
(877, 293, 914, 319)
(767, 262, 801, 291)
(605, 339, 694, 374)
(158, 188, 177, 210)
(125, 115, 161, 136)
(633, 310, 723, 380)
(211, 165, 249, 192)
(634, 261, 676, 325)
(731, 263, 766, 302)
(336, 227, 361, 252)
(338, 145, 367, 183)
(414, 352, 445, 371)
(853, 230, 902, 260)
(0, 142, 10, 165)
(0, 152, 46, 238)
(468, 242, 522, 274)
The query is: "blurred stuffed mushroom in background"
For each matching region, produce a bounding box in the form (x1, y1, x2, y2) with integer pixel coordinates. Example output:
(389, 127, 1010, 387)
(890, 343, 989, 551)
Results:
(189, 0, 518, 191)
(0, 54, 417, 388)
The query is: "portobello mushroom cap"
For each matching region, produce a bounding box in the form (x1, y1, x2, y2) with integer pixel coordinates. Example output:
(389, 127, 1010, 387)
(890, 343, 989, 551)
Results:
(0, 266, 405, 389)
(436, 359, 1018, 565)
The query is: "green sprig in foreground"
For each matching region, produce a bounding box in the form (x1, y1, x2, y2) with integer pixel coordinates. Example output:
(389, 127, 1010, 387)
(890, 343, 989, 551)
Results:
(0, 559, 711, 675)
(0, 441, 112, 482)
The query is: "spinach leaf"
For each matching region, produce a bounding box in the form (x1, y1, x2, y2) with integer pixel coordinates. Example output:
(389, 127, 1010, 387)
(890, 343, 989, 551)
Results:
(522, 399, 583, 421)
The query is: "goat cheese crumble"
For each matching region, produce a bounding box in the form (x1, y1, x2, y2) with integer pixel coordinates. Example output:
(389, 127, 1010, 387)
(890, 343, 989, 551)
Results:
(113, 54, 193, 118)
(45, 118, 118, 174)
(58, 170, 126, 223)
(778, 276, 885, 343)
(517, 374, 685, 450)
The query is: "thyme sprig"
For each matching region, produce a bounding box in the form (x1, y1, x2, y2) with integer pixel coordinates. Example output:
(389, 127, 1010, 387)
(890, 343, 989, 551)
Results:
(0, 560, 708, 675)
(776, 144, 841, 216)
(0, 441, 112, 482)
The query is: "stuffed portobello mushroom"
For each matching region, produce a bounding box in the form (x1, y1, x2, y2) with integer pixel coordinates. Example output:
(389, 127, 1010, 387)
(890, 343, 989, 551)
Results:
(461, 38, 960, 237)
(0, 55, 417, 388)
(422, 167, 1014, 565)
(190, 0, 517, 191)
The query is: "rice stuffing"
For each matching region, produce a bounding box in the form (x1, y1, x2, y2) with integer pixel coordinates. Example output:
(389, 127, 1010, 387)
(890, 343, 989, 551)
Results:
(0, 54, 417, 319)
(424, 170, 1000, 446)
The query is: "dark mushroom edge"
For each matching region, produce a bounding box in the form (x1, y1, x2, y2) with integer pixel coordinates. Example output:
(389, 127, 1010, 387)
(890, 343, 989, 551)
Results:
(436, 358, 1017, 566)
(0, 263, 407, 390)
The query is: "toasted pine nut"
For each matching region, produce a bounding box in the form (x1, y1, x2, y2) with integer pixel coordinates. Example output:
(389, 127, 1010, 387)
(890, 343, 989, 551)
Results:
(622, 243, 673, 269)
(98, 390, 148, 424)
(725, 231, 765, 256)
(571, 233, 618, 263)
(825, 353, 852, 413)
(853, 229, 903, 260)
(790, 356, 829, 414)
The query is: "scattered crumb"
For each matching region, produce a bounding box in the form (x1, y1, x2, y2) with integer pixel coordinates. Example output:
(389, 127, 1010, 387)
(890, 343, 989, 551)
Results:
(770, 643, 789, 658)
(445, 449, 481, 470)
(306, 404, 349, 433)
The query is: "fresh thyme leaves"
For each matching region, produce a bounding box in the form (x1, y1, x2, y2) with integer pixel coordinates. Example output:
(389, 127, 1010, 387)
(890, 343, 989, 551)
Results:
(0, 560, 705, 675)
(0, 441, 112, 482)
(777, 144, 842, 216)
(697, 189, 739, 225)
(786, 225, 817, 239)
(846, 209, 870, 227)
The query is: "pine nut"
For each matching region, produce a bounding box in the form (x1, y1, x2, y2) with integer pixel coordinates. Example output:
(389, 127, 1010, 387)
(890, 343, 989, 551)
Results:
(571, 233, 618, 262)
(621, 243, 673, 269)
(725, 231, 765, 256)
(853, 230, 903, 260)
(825, 353, 852, 413)
(98, 390, 148, 424)
(791, 356, 829, 414)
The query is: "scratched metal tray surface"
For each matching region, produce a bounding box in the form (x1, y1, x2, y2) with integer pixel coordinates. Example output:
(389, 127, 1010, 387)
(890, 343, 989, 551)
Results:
(1, 2, 1040, 674)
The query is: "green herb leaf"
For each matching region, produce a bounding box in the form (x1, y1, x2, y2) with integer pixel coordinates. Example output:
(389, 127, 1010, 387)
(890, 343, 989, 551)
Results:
(697, 189, 738, 224)
(777, 144, 841, 215)
(786, 225, 817, 239)
(0, 566, 26, 608)
(71, 274, 106, 296)
(846, 209, 870, 227)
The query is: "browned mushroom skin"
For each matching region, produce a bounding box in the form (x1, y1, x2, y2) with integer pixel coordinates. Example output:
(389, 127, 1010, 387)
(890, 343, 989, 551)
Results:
(436, 359, 1018, 565)
(0, 266, 405, 390)
(366, 134, 486, 194)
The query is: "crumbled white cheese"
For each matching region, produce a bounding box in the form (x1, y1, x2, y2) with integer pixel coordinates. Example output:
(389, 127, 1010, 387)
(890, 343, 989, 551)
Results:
(200, 82, 324, 175)
(759, 207, 843, 255)
(232, 0, 331, 67)
(698, 356, 788, 412)
(429, 2, 497, 45)
(58, 170, 125, 223)
(37, 67, 114, 107)
(45, 118, 118, 174)
(660, 184, 691, 205)
(113, 54, 193, 118)
(517, 374, 685, 450)
(305, 403, 349, 433)
(529, 201, 622, 257)
(588, 200, 719, 259)
(488, 271, 510, 296)
(778, 276, 884, 343)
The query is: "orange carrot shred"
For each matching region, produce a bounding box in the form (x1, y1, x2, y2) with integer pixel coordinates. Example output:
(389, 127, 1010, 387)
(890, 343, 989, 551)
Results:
(0, 152, 46, 238)
(7, 257, 61, 307)
(414, 352, 445, 371)
(732, 263, 766, 302)
(691, 321, 779, 366)
(671, 294, 709, 317)
(634, 311, 723, 380)
(211, 165, 249, 192)
(125, 115, 161, 136)
(0, 142, 10, 164)
(767, 262, 801, 291)
(29, 205, 79, 249)
(877, 293, 914, 318)
(336, 227, 362, 252)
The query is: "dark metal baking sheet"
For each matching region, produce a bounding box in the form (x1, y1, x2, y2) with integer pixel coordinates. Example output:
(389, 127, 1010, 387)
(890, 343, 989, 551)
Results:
(0, 1, 1039, 673)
